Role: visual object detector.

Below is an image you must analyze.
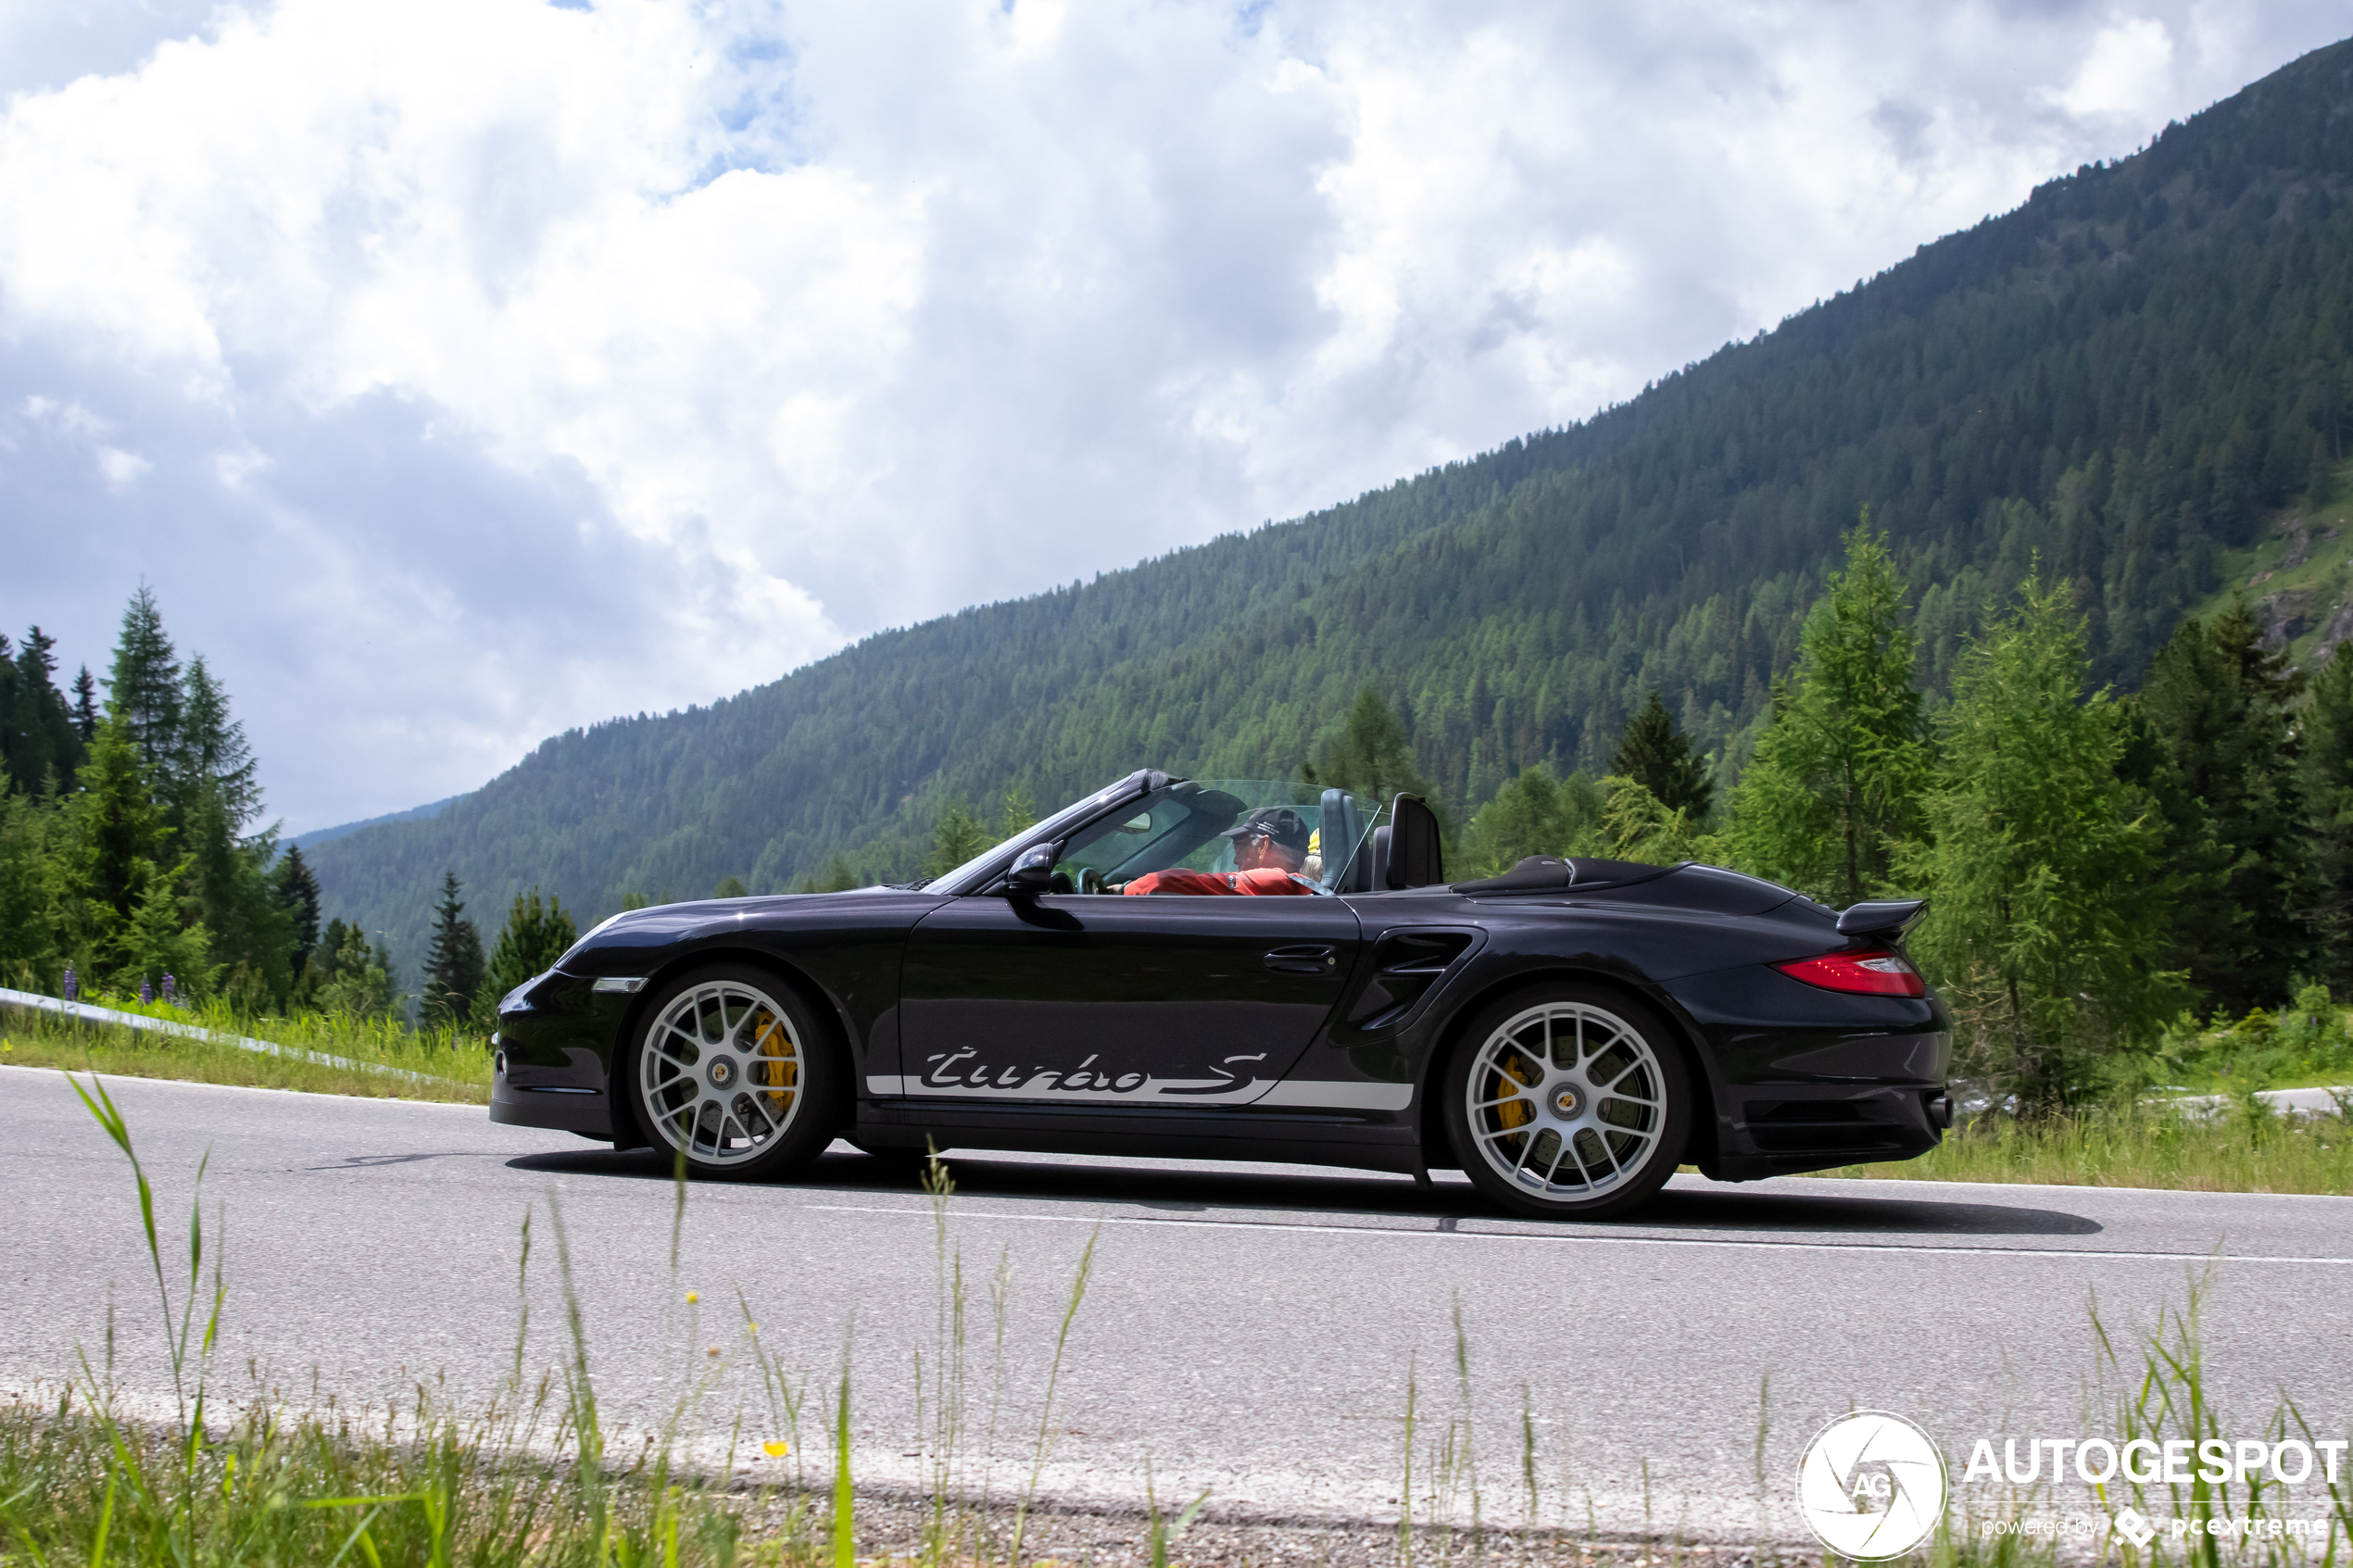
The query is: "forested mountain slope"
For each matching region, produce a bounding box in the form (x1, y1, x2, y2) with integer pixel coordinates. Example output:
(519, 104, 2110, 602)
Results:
(313, 37, 2353, 975)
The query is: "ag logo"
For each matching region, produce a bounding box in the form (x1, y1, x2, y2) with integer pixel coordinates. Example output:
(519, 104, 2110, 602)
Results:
(1795, 1411, 1946, 1560)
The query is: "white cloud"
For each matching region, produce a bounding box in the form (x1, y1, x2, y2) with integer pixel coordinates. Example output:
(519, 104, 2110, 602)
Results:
(0, 0, 2346, 828)
(2056, 18, 2181, 120)
(94, 445, 149, 489)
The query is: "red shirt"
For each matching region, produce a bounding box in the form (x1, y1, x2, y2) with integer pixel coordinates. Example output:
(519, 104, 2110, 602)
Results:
(1122, 867, 1320, 897)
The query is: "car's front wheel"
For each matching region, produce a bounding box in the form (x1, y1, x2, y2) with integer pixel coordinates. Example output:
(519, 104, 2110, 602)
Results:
(628, 964, 842, 1179)
(1444, 983, 1692, 1220)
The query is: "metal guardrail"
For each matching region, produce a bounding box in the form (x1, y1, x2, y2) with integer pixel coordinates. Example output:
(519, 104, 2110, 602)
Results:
(2162, 1084, 2353, 1119)
(0, 986, 453, 1086)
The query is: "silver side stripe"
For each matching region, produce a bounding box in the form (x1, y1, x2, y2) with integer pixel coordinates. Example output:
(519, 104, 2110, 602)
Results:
(864, 1074, 1411, 1111)
(1255, 1081, 1415, 1111)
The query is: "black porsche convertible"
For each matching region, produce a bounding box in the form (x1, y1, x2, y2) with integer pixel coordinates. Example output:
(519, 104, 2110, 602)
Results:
(491, 771, 1951, 1220)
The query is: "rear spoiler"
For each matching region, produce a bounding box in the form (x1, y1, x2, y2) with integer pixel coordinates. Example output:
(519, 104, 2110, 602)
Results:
(1835, 898, 1929, 939)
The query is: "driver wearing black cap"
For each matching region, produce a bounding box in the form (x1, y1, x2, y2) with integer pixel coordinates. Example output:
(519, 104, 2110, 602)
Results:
(1119, 807, 1321, 896)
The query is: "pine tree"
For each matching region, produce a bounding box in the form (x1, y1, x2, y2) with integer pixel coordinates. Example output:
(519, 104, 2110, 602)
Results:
(1307, 688, 1433, 805)
(115, 863, 218, 999)
(61, 715, 171, 939)
(169, 654, 288, 1002)
(0, 769, 56, 981)
(995, 785, 1037, 843)
(2, 626, 84, 794)
(477, 888, 579, 1021)
(170, 656, 262, 839)
(23, 629, 80, 786)
(0, 634, 19, 793)
(274, 843, 322, 976)
(420, 871, 485, 1030)
(310, 918, 398, 1019)
(1726, 524, 1929, 907)
(107, 585, 182, 779)
(1610, 693, 1712, 818)
(2299, 652, 2353, 990)
(2123, 602, 2309, 1013)
(1601, 775, 1707, 864)
(926, 804, 992, 879)
(70, 668, 98, 744)
(1900, 577, 2178, 1106)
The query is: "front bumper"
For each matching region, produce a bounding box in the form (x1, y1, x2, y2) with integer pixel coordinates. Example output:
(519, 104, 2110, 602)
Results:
(489, 1075, 612, 1135)
(488, 969, 635, 1139)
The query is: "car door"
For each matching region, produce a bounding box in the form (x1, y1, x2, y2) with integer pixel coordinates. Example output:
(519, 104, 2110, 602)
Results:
(895, 892, 1363, 1106)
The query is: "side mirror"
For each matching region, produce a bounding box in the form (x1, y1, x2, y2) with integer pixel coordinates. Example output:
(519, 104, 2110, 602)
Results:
(1006, 845, 1058, 895)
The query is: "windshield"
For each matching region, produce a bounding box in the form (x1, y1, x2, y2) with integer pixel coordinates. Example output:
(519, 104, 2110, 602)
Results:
(925, 774, 1386, 896)
(921, 776, 1149, 894)
(1060, 779, 1378, 890)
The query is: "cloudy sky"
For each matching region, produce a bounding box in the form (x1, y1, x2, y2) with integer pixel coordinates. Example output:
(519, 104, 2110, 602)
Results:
(1, 0, 2345, 831)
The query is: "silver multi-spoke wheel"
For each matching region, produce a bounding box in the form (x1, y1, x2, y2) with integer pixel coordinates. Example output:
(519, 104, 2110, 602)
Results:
(636, 978, 806, 1168)
(1464, 998, 1670, 1202)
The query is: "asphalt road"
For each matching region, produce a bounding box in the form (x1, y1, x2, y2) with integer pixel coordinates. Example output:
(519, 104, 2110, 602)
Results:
(6, 1065, 2351, 1537)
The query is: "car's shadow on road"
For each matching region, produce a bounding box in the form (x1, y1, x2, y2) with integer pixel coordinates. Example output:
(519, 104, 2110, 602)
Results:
(505, 1145, 2103, 1240)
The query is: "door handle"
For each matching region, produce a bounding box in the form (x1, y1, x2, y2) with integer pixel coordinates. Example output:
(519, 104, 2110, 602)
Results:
(1264, 945, 1339, 975)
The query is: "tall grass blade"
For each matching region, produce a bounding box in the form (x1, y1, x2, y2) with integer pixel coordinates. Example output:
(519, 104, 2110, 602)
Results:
(833, 1342, 854, 1568)
(66, 1074, 182, 1412)
(1010, 1224, 1099, 1568)
(1399, 1352, 1418, 1567)
(1452, 1293, 1480, 1555)
(548, 1196, 608, 1557)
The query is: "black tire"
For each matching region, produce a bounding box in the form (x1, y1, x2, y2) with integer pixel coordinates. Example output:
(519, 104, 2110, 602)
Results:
(624, 963, 844, 1181)
(1443, 982, 1692, 1221)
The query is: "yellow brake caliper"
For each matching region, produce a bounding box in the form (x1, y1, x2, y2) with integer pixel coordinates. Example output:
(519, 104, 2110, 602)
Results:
(749, 1006, 799, 1121)
(1494, 1047, 1536, 1139)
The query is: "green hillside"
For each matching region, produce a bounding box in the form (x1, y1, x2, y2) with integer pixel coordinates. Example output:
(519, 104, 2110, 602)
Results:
(312, 37, 2353, 976)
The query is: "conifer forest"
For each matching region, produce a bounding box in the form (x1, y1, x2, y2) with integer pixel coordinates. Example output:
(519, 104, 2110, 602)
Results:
(8, 38, 2353, 1100)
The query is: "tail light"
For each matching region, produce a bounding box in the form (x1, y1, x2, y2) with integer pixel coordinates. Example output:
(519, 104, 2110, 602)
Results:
(1773, 948, 1925, 997)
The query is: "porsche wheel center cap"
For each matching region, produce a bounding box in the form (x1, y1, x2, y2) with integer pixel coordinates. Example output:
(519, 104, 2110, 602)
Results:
(1553, 1086, 1582, 1117)
(709, 1058, 736, 1089)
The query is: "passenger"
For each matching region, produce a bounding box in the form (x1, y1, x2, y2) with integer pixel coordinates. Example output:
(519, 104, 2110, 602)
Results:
(1120, 808, 1322, 896)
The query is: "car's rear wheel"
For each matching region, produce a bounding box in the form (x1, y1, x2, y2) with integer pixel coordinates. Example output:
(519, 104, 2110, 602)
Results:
(629, 965, 841, 1180)
(1445, 983, 1692, 1220)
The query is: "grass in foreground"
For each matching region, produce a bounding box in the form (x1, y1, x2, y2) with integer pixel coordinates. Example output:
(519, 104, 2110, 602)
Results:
(0, 1389, 799, 1568)
(1826, 1097, 2353, 1195)
(0, 995, 490, 1104)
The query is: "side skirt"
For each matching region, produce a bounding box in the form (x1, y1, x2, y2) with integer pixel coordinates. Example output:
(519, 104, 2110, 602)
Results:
(855, 1099, 1421, 1176)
